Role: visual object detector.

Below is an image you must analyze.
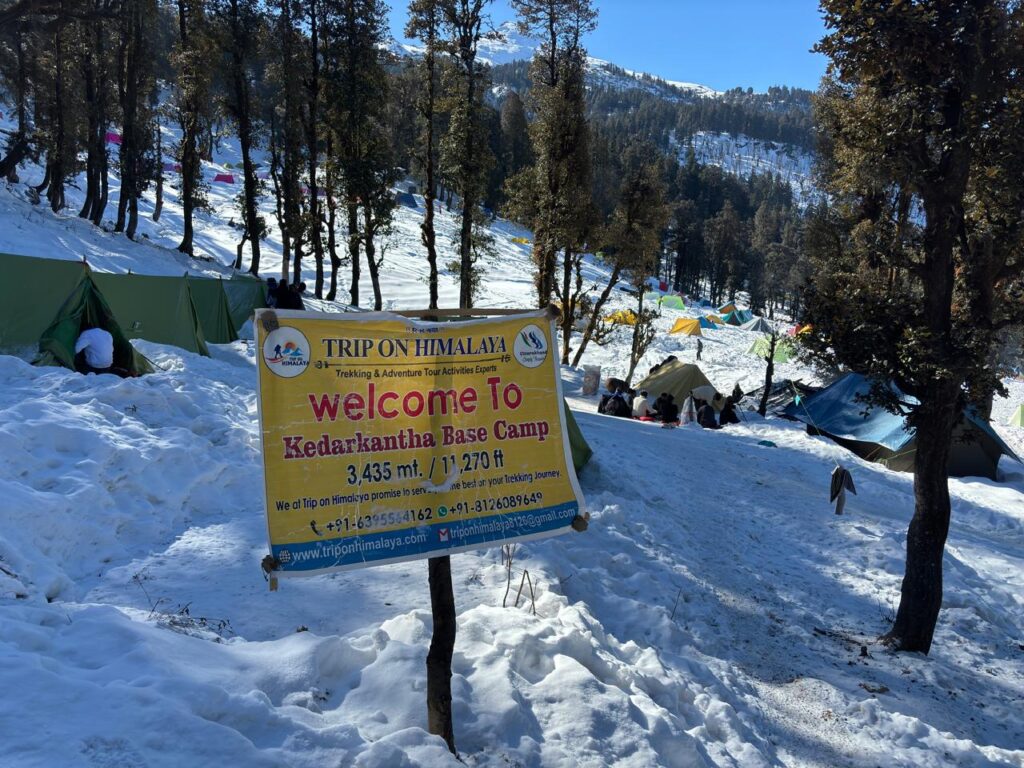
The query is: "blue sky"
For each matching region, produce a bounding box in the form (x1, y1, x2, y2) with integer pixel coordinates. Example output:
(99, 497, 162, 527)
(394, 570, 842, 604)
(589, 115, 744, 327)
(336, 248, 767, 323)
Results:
(387, 0, 829, 93)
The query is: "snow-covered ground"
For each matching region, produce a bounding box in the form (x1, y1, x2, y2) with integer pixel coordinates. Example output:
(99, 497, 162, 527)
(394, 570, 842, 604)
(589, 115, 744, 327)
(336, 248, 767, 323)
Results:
(1, 101, 1023, 767)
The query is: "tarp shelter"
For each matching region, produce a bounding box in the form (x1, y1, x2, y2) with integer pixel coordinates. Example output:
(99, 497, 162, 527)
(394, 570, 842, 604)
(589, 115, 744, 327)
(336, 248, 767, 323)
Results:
(659, 295, 686, 310)
(635, 360, 713, 406)
(783, 373, 1019, 479)
(718, 302, 737, 314)
(563, 401, 592, 473)
(668, 318, 703, 337)
(92, 273, 210, 357)
(35, 271, 153, 376)
(748, 335, 796, 363)
(395, 190, 418, 208)
(740, 317, 773, 333)
(1009, 404, 1024, 427)
(223, 274, 268, 330)
(185, 276, 238, 344)
(605, 308, 637, 325)
(741, 379, 819, 417)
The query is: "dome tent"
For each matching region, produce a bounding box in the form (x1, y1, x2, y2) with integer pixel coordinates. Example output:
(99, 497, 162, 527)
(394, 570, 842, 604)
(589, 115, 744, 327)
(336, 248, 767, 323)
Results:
(740, 317, 773, 333)
(668, 318, 703, 336)
(635, 360, 714, 406)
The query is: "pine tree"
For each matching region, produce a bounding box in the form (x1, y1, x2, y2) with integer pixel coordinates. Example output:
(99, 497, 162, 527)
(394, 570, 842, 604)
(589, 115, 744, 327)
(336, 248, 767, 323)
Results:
(174, 0, 213, 256)
(115, 0, 157, 240)
(324, 0, 391, 306)
(510, 0, 597, 309)
(211, 0, 266, 274)
(439, 0, 493, 309)
(266, 0, 307, 283)
(807, 0, 1024, 653)
(573, 142, 668, 368)
(407, 0, 443, 309)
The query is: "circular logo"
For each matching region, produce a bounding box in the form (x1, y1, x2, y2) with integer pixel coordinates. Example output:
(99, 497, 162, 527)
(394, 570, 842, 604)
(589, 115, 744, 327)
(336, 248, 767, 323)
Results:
(513, 324, 549, 368)
(263, 327, 311, 378)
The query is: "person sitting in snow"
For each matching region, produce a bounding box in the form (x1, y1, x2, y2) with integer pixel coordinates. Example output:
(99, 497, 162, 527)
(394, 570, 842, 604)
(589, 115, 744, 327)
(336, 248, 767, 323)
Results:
(74, 325, 114, 375)
(719, 396, 740, 426)
(600, 386, 632, 418)
(658, 393, 679, 424)
(696, 399, 720, 430)
(632, 389, 655, 419)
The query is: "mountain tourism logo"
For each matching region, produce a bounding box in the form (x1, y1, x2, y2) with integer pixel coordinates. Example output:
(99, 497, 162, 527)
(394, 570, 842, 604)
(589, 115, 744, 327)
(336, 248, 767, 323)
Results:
(263, 327, 311, 378)
(513, 324, 548, 368)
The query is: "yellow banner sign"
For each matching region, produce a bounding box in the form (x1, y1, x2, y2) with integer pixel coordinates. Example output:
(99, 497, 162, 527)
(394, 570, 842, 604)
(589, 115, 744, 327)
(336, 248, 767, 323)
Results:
(256, 309, 586, 576)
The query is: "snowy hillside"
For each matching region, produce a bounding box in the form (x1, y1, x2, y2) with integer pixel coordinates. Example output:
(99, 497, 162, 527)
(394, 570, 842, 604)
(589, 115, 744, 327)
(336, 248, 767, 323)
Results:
(2, 95, 1024, 766)
(394, 21, 722, 100)
(676, 131, 817, 205)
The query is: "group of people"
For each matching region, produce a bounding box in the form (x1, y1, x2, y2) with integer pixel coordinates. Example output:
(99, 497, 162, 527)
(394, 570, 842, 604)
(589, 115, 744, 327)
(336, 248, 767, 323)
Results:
(598, 380, 742, 430)
(266, 277, 306, 310)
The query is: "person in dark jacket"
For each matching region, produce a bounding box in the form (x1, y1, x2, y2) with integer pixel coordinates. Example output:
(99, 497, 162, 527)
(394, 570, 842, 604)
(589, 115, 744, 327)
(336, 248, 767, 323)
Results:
(697, 401, 720, 429)
(659, 394, 679, 424)
(719, 397, 740, 426)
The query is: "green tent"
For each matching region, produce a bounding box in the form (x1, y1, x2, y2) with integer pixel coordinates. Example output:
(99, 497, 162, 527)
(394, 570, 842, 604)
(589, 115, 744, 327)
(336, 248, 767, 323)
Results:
(224, 275, 268, 330)
(1009, 404, 1024, 428)
(185, 276, 238, 344)
(0, 252, 87, 350)
(92, 273, 210, 356)
(658, 295, 686, 310)
(748, 335, 796, 363)
(35, 271, 153, 376)
(563, 400, 592, 473)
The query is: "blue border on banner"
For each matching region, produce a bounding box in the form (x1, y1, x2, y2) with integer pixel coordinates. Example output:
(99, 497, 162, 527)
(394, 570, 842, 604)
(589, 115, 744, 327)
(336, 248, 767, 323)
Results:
(272, 502, 579, 572)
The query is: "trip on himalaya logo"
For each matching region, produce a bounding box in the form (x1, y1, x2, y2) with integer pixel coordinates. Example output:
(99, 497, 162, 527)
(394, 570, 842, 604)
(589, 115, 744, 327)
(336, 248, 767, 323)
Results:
(263, 327, 311, 378)
(513, 324, 549, 368)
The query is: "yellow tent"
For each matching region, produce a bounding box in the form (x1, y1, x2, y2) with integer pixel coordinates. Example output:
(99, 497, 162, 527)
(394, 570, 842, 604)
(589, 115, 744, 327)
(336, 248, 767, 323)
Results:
(511, 236, 531, 245)
(605, 308, 637, 325)
(705, 315, 725, 325)
(669, 317, 703, 336)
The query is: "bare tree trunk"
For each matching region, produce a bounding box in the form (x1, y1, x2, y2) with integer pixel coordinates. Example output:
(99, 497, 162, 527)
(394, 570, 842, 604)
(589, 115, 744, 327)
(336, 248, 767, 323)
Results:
(326, 181, 340, 300)
(306, 0, 323, 297)
(269, 115, 288, 283)
(348, 202, 360, 306)
(421, 40, 439, 311)
(571, 264, 621, 367)
(152, 113, 164, 221)
(364, 206, 382, 311)
(757, 333, 777, 417)
(560, 246, 574, 364)
(885, 383, 959, 653)
(426, 555, 457, 754)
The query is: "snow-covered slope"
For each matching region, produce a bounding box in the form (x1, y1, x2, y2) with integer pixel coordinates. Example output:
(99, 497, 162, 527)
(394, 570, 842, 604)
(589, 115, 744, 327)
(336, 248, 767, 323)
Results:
(676, 130, 817, 204)
(2, 98, 1024, 767)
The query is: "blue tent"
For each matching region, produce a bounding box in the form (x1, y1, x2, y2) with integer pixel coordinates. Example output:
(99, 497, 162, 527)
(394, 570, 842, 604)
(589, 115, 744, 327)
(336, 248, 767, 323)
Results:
(784, 373, 1019, 479)
(698, 316, 717, 330)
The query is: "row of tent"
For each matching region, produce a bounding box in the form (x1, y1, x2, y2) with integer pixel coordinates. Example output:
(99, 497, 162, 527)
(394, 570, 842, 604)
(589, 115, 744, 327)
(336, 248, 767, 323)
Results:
(667, 313, 773, 337)
(0, 252, 268, 374)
